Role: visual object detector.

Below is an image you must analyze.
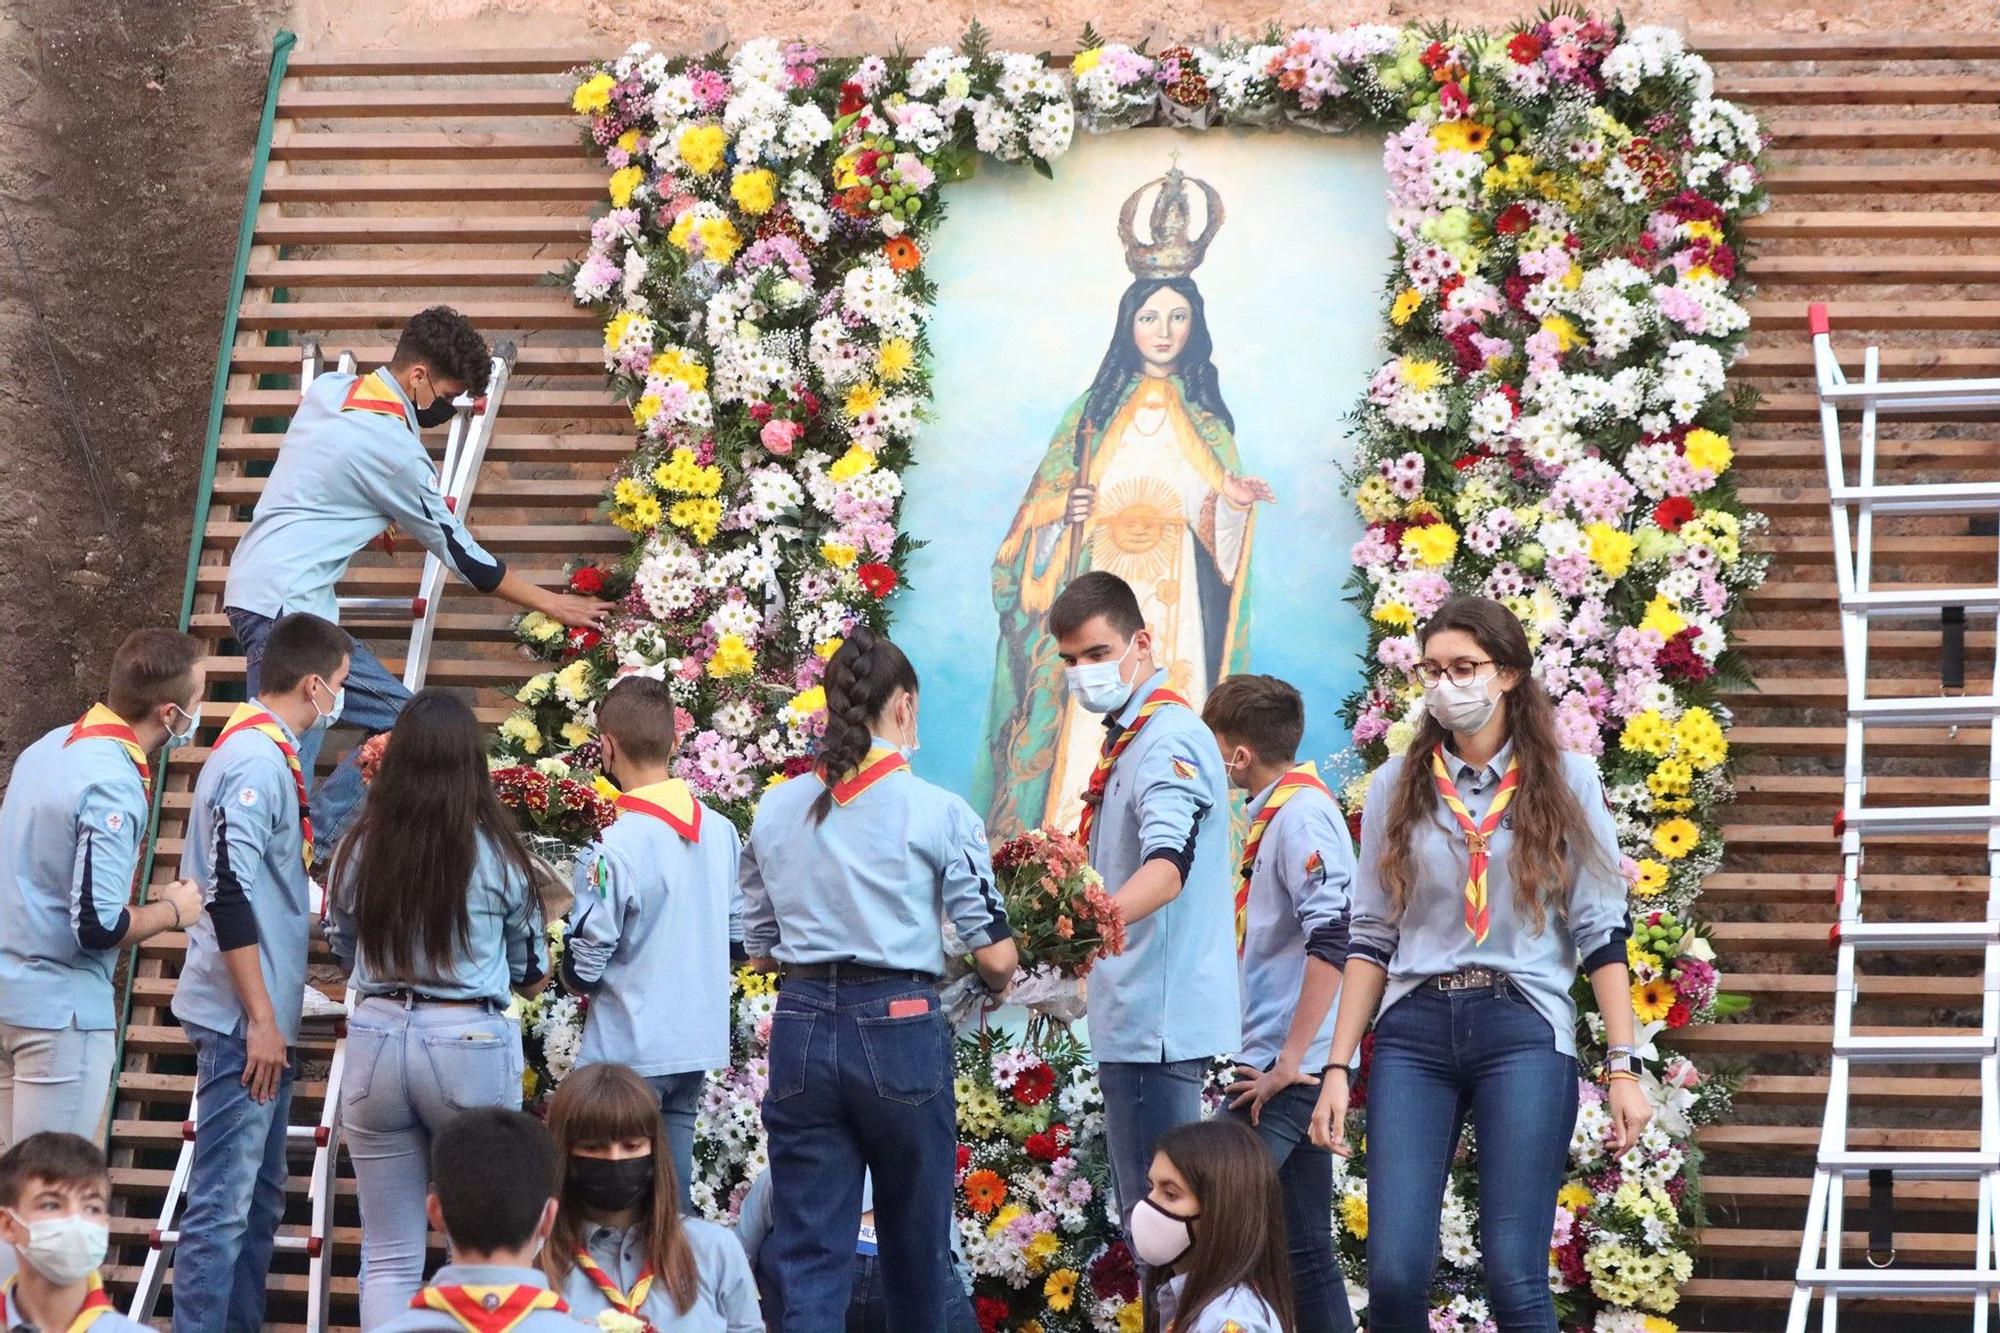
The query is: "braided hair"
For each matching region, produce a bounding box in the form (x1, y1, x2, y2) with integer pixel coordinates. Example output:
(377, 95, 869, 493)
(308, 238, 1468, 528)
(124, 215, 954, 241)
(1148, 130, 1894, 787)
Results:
(810, 626, 920, 824)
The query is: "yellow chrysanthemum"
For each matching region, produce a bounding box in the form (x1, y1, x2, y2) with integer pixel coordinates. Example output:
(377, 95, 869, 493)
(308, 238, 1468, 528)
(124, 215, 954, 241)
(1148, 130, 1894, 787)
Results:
(593, 775, 620, 802)
(1682, 220, 1722, 244)
(1044, 1268, 1079, 1312)
(843, 380, 883, 419)
(1072, 47, 1104, 75)
(1620, 710, 1674, 758)
(1389, 287, 1425, 326)
(603, 309, 641, 351)
(706, 633, 755, 679)
(626, 495, 663, 531)
(815, 637, 844, 660)
(821, 540, 859, 569)
(1644, 1317, 1679, 1333)
(560, 720, 595, 748)
(730, 167, 778, 216)
(1432, 120, 1487, 154)
(1355, 474, 1401, 524)
(607, 165, 644, 208)
(1675, 707, 1728, 770)
(615, 128, 640, 154)
(1585, 522, 1634, 579)
(1633, 859, 1671, 896)
(877, 336, 916, 382)
(1402, 523, 1459, 569)
(1400, 358, 1445, 392)
(1558, 1182, 1595, 1212)
(677, 123, 728, 175)
(828, 445, 876, 484)
(1683, 428, 1733, 476)
(1115, 1303, 1144, 1333)
(1373, 600, 1416, 629)
(1023, 1231, 1060, 1274)
(1540, 314, 1585, 353)
(1640, 595, 1688, 639)
(648, 348, 709, 392)
(1339, 1192, 1369, 1241)
(1646, 758, 1694, 798)
(570, 72, 615, 115)
(1632, 977, 1677, 1023)
(783, 685, 827, 725)
(632, 394, 662, 428)
(1652, 817, 1700, 860)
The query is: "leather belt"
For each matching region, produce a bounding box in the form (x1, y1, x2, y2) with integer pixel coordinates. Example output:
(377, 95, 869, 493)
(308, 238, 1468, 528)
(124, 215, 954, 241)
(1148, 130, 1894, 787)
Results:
(1429, 967, 1504, 992)
(365, 990, 491, 1009)
(783, 962, 937, 986)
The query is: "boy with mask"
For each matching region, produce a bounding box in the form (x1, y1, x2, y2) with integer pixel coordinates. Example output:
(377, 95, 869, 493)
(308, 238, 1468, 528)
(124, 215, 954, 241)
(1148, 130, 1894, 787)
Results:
(0, 1133, 148, 1331)
(222, 305, 611, 849)
(168, 612, 351, 1333)
(0, 629, 208, 1149)
(1046, 571, 1240, 1246)
(1204, 674, 1356, 1333)
(560, 675, 740, 1209)
(378, 1108, 578, 1332)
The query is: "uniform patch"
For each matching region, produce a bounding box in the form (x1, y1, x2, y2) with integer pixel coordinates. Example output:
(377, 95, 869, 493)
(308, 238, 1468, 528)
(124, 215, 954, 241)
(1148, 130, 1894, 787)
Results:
(1171, 756, 1196, 780)
(972, 824, 989, 849)
(238, 787, 259, 807)
(590, 855, 612, 899)
(105, 812, 124, 832)
(1304, 850, 1324, 879)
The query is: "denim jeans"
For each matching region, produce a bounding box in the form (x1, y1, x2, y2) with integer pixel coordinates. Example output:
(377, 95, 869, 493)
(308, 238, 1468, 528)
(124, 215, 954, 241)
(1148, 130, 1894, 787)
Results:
(645, 1069, 706, 1214)
(762, 975, 955, 1332)
(228, 605, 411, 849)
(754, 1248, 980, 1332)
(1097, 1058, 1208, 1232)
(0, 1020, 116, 1150)
(1227, 1080, 1355, 1333)
(172, 1019, 297, 1333)
(341, 996, 524, 1327)
(1364, 980, 1580, 1333)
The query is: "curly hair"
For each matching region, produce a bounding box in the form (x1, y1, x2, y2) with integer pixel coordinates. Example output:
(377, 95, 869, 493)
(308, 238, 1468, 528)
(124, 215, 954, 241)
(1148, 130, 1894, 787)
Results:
(391, 305, 491, 392)
(810, 626, 918, 824)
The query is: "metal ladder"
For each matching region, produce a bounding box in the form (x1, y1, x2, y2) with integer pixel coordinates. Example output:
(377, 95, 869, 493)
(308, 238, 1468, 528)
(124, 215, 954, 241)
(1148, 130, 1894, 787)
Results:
(1789, 302, 2000, 1329)
(128, 340, 518, 1330)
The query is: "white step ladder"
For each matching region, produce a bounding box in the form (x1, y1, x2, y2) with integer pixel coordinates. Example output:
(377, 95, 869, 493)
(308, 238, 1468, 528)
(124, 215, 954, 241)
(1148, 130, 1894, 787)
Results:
(1789, 302, 2000, 1330)
(129, 340, 518, 1329)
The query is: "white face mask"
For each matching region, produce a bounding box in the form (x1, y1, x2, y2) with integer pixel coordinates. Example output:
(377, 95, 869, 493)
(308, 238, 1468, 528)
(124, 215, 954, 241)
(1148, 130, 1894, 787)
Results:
(163, 702, 200, 751)
(6, 1208, 109, 1285)
(309, 679, 345, 734)
(1129, 1196, 1196, 1268)
(1424, 672, 1500, 734)
(1064, 639, 1138, 715)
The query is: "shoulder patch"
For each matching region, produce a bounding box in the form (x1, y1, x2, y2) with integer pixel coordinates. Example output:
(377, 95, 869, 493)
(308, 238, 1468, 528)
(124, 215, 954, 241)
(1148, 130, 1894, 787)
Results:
(1170, 756, 1197, 780)
(105, 811, 124, 832)
(1304, 850, 1324, 879)
(238, 787, 259, 808)
(589, 855, 614, 899)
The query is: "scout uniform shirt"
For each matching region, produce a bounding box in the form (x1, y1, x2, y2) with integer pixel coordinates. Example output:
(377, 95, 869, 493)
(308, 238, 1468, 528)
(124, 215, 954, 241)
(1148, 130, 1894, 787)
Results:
(560, 1217, 761, 1331)
(223, 367, 506, 626)
(170, 706, 314, 1045)
(375, 1264, 582, 1332)
(1157, 1275, 1284, 1333)
(0, 1271, 150, 1332)
(0, 708, 153, 1033)
(1346, 743, 1632, 1058)
(741, 739, 1011, 973)
(328, 831, 546, 1004)
(562, 779, 739, 1076)
(1080, 669, 1241, 1064)
(1235, 761, 1355, 1073)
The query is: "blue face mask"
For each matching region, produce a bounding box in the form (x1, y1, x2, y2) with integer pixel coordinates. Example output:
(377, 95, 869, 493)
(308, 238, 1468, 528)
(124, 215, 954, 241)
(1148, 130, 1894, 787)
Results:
(163, 703, 199, 751)
(1064, 639, 1137, 715)
(309, 680, 344, 734)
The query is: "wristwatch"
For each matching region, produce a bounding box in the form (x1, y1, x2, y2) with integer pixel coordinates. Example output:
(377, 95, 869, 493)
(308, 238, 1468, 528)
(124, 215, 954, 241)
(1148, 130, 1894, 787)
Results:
(1604, 1049, 1641, 1076)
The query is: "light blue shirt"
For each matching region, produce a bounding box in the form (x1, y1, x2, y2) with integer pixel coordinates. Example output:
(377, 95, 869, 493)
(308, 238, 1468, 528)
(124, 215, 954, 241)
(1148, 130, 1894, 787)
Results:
(170, 715, 313, 1045)
(1236, 770, 1355, 1072)
(563, 781, 740, 1076)
(740, 741, 1010, 974)
(223, 368, 506, 624)
(1, 1273, 152, 1331)
(0, 723, 151, 1030)
(375, 1264, 583, 1331)
(1158, 1274, 1284, 1333)
(561, 1219, 761, 1331)
(327, 831, 545, 1005)
(1347, 742, 1631, 1058)
(1083, 671, 1241, 1064)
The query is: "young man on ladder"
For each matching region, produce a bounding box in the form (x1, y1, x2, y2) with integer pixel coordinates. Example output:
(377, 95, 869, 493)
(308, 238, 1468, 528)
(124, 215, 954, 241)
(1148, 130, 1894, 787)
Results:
(222, 306, 611, 856)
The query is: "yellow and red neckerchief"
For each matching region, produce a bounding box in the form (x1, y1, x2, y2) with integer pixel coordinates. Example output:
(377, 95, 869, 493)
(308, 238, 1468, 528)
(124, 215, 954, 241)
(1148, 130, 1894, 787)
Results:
(410, 1283, 568, 1333)
(1431, 746, 1521, 945)
(1075, 686, 1190, 848)
(1235, 761, 1331, 956)
(826, 744, 909, 807)
(341, 367, 412, 427)
(0, 1270, 118, 1331)
(66, 703, 152, 804)
(215, 702, 314, 870)
(614, 779, 701, 842)
(572, 1250, 655, 1315)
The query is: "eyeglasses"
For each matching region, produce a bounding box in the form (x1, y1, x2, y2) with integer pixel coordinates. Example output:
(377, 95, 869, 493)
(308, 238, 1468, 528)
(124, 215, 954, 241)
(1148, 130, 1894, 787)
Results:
(1412, 659, 1495, 688)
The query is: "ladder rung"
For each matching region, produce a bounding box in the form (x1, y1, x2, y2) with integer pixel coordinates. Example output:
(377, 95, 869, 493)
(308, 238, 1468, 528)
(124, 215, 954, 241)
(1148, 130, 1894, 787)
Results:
(1831, 480, 2000, 514)
(1842, 806, 2000, 836)
(333, 595, 423, 620)
(1842, 587, 2000, 616)
(1849, 695, 2000, 725)
(1834, 1034, 1998, 1063)
(152, 1229, 317, 1252)
(1836, 921, 2000, 949)
(1817, 1150, 2000, 1176)
(1798, 1268, 2000, 1295)
(1821, 376, 2000, 410)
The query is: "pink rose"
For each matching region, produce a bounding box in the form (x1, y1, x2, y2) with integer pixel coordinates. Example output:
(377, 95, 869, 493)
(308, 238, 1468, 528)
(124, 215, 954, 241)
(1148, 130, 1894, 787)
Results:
(760, 418, 802, 455)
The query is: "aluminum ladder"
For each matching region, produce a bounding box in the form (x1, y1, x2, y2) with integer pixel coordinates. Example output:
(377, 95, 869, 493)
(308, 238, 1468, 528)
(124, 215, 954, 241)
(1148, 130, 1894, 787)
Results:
(127, 340, 518, 1330)
(1788, 302, 2000, 1330)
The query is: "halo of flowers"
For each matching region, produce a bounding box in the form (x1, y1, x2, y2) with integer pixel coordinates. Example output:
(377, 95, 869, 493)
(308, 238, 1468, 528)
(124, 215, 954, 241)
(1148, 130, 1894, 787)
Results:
(512, 16, 1767, 1327)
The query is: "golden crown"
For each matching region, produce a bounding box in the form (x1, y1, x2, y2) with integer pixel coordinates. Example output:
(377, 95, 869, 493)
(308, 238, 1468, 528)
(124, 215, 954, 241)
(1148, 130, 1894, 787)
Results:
(1117, 167, 1225, 280)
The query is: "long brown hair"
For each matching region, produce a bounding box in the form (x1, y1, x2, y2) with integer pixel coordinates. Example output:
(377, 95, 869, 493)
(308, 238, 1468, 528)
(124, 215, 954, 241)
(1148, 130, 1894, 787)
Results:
(1145, 1119, 1295, 1333)
(1378, 596, 1602, 935)
(810, 626, 918, 824)
(335, 690, 538, 981)
(542, 1063, 698, 1314)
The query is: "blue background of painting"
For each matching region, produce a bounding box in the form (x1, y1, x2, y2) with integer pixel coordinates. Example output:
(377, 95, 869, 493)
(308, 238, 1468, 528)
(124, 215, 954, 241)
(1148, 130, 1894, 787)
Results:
(896, 127, 1391, 797)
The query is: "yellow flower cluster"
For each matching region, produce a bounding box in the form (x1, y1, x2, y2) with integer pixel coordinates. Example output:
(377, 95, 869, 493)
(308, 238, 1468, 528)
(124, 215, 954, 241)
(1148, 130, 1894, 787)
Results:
(499, 712, 543, 755)
(843, 380, 882, 419)
(1432, 120, 1493, 154)
(603, 310, 644, 352)
(1682, 428, 1732, 476)
(1399, 357, 1444, 392)
(736, 965, 778, 997)
(1585, 522, 1634, 579)
(961, 1086, 1005, 1137)
(1678, 510, 1741, 565)
(1355, 474, 1400, 524)
(1639, 595, 1687, 639)
(1632, 976, 1677, 1023)
(609, 476, 662, 534)
(1401, 523, 1458, 569)
(607, 166, 645, 208)
(780, 685, 827, 729)
(667, 211, 744, 266)
(1651, 817, 1699, 861)
(649, 347, 708, 392)
(1632, 858, 1671, 897)
(571, 72, 614, 115)
(677, 123, 727, 175)
(669, 499, 723, 544)
(1389, 288, 1425, 326)
(1339, 1190, 1369, 1241)
(1043, 1268, 1079, 1312)
(877, 337, 915, 382)
(1482, 153, 1538, 195)
(654, 448, 723, 497)
(730, 167, 778, 216)
(828, 444, 877, 484)
(707, 632, 755, 679)
(1023, 1231, 1060, 1274)
(518, 613, 564, 649)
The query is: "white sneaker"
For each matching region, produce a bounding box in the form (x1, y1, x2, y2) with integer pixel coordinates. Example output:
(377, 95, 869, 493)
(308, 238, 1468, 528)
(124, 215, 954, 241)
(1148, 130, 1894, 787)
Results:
(300, 986, 349, 1023)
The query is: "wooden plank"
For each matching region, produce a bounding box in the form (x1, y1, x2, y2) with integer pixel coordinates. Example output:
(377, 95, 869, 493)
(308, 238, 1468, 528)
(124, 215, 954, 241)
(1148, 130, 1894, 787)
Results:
(1745, 210, 2000, 240)
(253, 214, 586, 246)
(1716, 75, 2000, 106)
(285, 49, 598, 76)
(222, 387, 622, 419)
(1751, 299, 2000, 331)
(235, 299, 592, 330)
(1692, 33, 2000, 61)
(199, 519, 621, 554)
(271, 129, 581, 160)
(1751, 254, 2000, 284)
(277, 87, 571, 118)
(1769, 164, 2000, 195)
(1736, 345, 2000, 377)
(261, 172, 605, 203)
(246, 257, 563, 288)
(1763, 117, 2000, 150)
(232, 343, 602, 375)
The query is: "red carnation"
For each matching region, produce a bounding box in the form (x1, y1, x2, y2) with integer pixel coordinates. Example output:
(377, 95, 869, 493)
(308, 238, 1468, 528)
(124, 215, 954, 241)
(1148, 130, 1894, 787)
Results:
(1507, 31, 1544, 63)
(955, 1142, 972, 1177)
(1652, 495, 1695, 532)
(1666, 1001, 1693, 1029)
(1495, 203, 1531, 236)
(569, 566, 606, 596)
(1420, 41, 1449, 70)
(857, 562, 899, 599)
(837, 81, 865, 117)
(1658, 628, 1713, 685)
(1438, 81, 1470, 120)
(566, 626, 602, 656)
(1089, 1241, 1140, 1302)
(974, 1296, 1010, 1333)
(1011, 1062, 1056, 1106)
(1025, 1124, 1072, 1162)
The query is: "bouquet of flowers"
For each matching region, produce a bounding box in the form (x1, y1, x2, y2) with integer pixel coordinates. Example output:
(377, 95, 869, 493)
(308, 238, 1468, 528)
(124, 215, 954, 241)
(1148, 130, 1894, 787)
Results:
(490, 763, 617, 849)
(512, 918, 585, 1106)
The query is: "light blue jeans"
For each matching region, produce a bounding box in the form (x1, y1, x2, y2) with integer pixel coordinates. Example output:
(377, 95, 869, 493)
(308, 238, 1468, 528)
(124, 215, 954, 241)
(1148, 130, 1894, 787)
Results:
(172, 1020, 296, 1333)
(0, 1019, 117, 1150)
(340, 995, 523, 1328)
(1097, 1057, 1209, 1231)
(644, 1069, 705, 1213)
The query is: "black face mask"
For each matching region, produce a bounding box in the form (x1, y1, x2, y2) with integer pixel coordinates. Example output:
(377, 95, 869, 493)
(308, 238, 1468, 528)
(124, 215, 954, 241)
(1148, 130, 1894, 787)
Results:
(566, 1155, 654, 1214)
(414, 390, 459, 429)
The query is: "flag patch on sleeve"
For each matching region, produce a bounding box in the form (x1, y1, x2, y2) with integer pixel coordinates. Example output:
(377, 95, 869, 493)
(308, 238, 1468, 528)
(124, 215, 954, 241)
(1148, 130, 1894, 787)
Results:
(1171, 757, 1196, 780)
(590, 855, 613, 899)
(1304, 850, 1325, 879)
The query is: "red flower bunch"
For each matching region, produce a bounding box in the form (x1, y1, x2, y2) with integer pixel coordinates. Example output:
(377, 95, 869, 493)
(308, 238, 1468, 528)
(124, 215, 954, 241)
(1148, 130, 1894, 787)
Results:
(1024, 1123, 1071, 1162)
(990, 828, 1127, 980)
(1666, 1001, 1693, 1029)
(836, 81, 865, 117)
(569, 566, 607, 596)
(490, 765, 617, 845)
(1652, 495, 1695, 532)
(355, 733, 389, 787)
(974, 1296, 1010, 1333)
(857, 562, 898, 598)
(1010, 1062, 1056, 1107)
(1494, 203, 1531, 235)
(565, 626, 603, 658)
(1507, 31, 1544, 63)
(1657, 627, 1713, 685)
(1089, 1240, 1139, 1304)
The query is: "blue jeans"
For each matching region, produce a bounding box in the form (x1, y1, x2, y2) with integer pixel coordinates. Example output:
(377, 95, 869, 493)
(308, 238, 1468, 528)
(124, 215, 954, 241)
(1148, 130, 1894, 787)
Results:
(172, 1020, 296, 1333)
(1097, 1058, 1208, 1232)
(645, 1069, 705, 1214)
(341, 996, 524, 1328)
(229, 605, 411, 849)
(762, 976, 955, 1333)
(1228, 1080, 1355, 1333)
(1364, 980, 1580, 1333)
(754, 1248, 980, 1332)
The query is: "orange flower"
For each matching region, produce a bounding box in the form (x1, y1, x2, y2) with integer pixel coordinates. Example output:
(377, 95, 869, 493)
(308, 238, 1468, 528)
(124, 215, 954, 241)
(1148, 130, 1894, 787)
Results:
(884, 236, 922, 273)
(964, 1169, 1007, 1215)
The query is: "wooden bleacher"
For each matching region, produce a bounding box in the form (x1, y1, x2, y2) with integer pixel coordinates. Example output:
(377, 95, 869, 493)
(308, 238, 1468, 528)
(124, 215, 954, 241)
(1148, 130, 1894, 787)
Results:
(104, 32, 2000, 1331)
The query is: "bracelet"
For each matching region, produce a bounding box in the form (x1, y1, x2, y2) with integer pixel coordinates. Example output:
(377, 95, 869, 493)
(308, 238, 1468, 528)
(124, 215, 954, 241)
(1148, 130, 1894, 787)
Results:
(166, 899, 184, 929)
(1606, 1070, 1641, 1083)
(1606, 1043, 1639, 1056)
(1320, 1063, 1351, 1079)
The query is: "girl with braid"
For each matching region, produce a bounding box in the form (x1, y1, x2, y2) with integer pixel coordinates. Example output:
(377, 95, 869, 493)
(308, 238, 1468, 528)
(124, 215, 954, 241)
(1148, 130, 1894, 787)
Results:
(740, 628, 1018, 1331)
